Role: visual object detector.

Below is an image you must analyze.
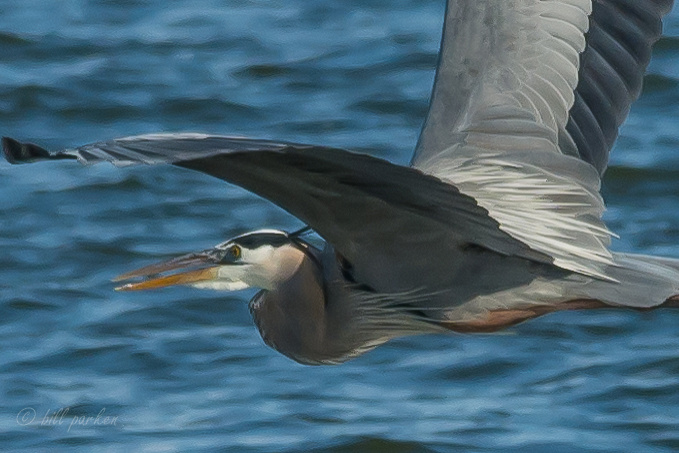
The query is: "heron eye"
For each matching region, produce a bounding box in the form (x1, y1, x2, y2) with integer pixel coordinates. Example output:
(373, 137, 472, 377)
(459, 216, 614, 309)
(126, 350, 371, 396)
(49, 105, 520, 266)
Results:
(229, 245, 242, 260)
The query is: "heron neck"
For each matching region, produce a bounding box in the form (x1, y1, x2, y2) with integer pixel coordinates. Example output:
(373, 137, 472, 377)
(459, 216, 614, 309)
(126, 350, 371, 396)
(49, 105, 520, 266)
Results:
(249, 254, 330, 365)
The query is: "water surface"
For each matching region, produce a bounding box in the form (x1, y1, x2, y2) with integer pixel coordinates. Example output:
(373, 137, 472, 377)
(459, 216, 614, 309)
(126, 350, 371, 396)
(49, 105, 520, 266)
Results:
(2, 1, 679, 451)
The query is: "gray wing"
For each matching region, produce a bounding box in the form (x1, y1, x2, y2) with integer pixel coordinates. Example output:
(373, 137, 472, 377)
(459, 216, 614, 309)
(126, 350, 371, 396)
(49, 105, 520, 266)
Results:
(415, 0, 672, 172)
(2, 134, 552, 293)
(410, 0, 672, 279)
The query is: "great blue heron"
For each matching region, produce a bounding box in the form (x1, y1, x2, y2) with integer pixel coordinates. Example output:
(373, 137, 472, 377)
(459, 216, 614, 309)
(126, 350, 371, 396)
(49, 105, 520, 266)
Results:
(2, 1, 678, 365)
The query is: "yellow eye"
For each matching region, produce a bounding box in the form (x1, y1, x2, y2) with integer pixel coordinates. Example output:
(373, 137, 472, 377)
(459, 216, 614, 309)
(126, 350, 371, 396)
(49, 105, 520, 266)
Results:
(230, 245, 241, 259)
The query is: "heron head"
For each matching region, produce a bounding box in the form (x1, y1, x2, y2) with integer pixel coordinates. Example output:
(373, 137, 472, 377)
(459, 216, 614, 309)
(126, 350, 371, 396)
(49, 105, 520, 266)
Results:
(114, 229, 316, 292)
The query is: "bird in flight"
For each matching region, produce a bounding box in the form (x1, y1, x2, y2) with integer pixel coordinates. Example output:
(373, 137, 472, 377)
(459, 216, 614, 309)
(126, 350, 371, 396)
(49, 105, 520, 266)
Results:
(3, 1, 677, 365)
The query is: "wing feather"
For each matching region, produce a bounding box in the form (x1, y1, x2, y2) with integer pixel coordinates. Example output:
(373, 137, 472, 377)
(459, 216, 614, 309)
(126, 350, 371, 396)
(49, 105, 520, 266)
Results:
(411, 0, 672, 279)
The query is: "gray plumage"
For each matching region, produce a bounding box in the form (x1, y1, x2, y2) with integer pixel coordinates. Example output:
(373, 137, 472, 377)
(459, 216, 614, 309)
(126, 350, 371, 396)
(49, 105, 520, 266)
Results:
(2, 0, 678, 365)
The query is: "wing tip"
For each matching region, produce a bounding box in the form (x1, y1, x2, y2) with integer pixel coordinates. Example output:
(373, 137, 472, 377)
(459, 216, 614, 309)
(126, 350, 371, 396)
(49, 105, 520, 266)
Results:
(2, 137, 49, 164)
(2, 137, 76, 164)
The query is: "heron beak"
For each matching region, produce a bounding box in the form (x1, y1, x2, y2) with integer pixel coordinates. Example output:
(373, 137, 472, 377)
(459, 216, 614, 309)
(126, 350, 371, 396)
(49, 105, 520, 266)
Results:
(113, 251, 220, 291)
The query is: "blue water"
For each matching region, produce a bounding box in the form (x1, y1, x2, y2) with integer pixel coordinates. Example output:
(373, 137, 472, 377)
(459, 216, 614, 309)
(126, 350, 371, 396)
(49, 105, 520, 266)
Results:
(2, 1, 679, 451)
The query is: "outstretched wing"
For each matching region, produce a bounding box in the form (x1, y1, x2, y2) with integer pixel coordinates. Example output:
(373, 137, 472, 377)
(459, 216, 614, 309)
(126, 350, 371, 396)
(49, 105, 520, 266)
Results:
(2, 134, 552, 293)
(415, 0, 672, 171)
(412, 0, 673, 279)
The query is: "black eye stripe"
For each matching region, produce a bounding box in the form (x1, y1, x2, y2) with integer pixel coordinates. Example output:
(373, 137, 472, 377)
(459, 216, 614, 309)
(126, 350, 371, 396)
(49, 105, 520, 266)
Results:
(215, 230, 318, 260)
(233, 233, 290, 248)
(213, 232, 320, 269)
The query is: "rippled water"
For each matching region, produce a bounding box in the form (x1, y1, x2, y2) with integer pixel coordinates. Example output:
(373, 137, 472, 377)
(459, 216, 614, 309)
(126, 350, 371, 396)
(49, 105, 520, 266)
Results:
(2, 1, 679, 451)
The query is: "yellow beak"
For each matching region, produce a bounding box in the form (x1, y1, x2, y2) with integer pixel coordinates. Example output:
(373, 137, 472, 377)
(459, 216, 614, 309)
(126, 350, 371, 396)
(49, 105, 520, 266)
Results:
(113, 251, 220, 291)
(115, 267, 219, 291)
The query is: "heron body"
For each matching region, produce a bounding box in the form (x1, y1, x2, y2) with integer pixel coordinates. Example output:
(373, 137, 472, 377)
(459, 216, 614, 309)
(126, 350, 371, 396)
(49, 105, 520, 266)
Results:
(3, 0, 679, 365)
